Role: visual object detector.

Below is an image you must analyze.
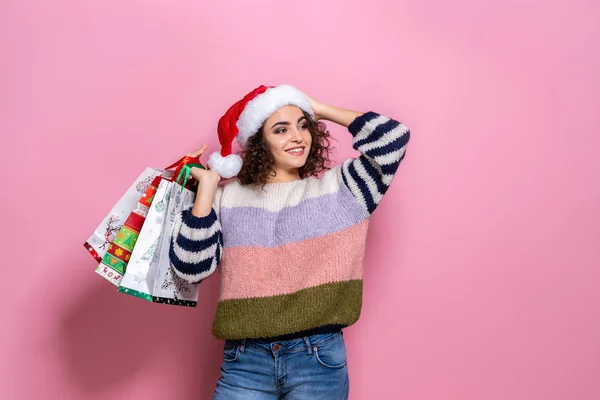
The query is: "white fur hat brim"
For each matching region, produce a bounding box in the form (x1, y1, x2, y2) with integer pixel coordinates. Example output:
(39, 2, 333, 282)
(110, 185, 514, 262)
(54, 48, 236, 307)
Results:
(235, 84, 314, 148)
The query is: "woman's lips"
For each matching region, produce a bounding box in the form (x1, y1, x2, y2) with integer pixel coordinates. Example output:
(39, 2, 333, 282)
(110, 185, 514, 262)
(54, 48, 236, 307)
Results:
(285, 148, 305, 156)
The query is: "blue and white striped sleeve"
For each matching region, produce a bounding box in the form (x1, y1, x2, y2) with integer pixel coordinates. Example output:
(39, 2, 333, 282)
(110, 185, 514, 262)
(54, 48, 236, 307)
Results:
(169, 187, 223, 284)
(341, 112, 410, 215)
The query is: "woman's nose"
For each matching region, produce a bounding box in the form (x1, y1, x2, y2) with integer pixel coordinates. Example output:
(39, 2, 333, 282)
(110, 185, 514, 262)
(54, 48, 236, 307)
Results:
(290, 128, 303, 142)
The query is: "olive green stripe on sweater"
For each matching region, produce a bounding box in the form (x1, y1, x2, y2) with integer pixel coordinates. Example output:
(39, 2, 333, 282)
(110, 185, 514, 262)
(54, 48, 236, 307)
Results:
(212, 279, 363, 340)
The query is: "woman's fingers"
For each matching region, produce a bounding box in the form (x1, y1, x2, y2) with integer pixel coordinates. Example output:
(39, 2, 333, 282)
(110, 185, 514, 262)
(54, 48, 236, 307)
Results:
(187, 144, 208, 158)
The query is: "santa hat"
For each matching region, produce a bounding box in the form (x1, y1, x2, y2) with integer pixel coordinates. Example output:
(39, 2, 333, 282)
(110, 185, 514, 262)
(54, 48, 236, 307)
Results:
(207, 84, 314, 178)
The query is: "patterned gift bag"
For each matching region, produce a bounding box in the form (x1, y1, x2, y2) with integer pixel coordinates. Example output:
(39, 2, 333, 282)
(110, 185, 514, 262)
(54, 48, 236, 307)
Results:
(117, 177, 171, 300)
(149, 179, 199, 307)
(95, 175, 163, 286)
(84, 168, 162, 263)
(118, 156, 202, 306)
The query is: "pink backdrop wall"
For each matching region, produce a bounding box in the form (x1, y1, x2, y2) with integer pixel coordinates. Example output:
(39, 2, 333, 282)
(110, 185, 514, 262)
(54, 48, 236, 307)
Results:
(1, 0, 599, 399)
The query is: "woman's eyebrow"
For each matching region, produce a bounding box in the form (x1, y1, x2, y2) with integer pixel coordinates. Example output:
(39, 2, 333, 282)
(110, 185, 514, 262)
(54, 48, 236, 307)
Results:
(271, 121, 290, 129)
(271, 116, 307, 129)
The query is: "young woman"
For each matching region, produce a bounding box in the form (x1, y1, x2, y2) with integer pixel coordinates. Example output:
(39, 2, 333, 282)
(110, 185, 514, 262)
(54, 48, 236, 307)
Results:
(169, 84, 410, 399)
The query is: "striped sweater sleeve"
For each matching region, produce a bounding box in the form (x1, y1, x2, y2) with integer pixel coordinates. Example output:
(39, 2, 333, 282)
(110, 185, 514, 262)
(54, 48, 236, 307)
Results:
(169, 186, 223, 284)
(341, 112, 410, 215)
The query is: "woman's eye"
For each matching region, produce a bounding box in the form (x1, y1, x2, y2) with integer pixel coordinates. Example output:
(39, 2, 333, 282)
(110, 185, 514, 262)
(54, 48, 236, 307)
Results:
(276, 128, 287, 134)
(300, 124, 308, 130)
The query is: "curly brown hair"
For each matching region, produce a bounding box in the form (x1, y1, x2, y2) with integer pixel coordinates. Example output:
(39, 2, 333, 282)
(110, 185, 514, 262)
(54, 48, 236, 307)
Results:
(236, 110, 334, 187)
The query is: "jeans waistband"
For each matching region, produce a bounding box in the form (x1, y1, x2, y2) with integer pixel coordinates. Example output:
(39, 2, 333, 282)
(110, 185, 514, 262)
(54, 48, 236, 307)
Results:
(233, 331, 343, 356)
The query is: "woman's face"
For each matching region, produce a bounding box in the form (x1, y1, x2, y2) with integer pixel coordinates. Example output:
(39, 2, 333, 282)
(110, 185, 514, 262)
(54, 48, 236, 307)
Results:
(262, 105, 312, 173)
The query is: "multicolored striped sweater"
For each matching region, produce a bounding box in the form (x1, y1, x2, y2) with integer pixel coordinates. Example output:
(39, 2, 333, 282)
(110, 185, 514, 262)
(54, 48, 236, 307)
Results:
(169, 112, 410, 340)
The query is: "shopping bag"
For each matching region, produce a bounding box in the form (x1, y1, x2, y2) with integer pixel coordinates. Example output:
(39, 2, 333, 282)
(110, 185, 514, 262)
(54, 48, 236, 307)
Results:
(150, 178, 199, 307)
(84, 156, 202, 285)
(116, 177, 171, 301)
(117, 157, 201, 306)
(84, 168, 162, 263)
(94, 175, 163, 286)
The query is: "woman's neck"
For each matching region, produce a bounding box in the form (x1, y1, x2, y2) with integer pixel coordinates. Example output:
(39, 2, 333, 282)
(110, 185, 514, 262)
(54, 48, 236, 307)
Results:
(266, 168, 302, 184)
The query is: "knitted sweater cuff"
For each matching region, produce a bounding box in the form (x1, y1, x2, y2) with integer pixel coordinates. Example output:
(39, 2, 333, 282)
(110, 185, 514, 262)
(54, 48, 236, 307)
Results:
(182, 207, 218, 229)
(347, 111, 380, 136)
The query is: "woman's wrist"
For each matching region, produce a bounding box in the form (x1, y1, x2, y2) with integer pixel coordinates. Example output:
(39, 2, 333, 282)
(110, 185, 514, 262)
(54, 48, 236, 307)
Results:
(191, 187, 216, 218)
(315, 103, 333, 121)
(317, 104, 363, 128)
(304, 91, 363, 127)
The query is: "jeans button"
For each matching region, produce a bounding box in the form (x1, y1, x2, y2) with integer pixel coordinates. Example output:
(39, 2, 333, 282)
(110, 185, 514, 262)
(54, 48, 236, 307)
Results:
(273, 344, 281, 351)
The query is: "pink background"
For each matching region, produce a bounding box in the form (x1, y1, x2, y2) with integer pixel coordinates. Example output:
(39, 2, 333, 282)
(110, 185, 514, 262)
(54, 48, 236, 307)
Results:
(1, 0, 599, 399)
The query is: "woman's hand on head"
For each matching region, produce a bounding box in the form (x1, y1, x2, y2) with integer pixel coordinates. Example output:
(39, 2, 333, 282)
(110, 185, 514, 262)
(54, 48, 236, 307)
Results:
(302, 91, 327, 121)
(301, 91, 360, 127)
(187, 145, 222, 187)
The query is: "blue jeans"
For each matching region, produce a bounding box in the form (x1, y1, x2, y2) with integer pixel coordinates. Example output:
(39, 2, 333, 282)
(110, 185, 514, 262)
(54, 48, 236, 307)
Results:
(213, 331, 349, 399)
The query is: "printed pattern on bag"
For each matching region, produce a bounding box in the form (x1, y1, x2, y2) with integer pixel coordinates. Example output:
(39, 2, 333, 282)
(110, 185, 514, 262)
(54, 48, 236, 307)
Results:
(151, 180, 199, 307)
(118, 178, 199, 307)
(117, 178, 171, 300)
(94, 176, 162, 286)
(84, 168, 163, 263)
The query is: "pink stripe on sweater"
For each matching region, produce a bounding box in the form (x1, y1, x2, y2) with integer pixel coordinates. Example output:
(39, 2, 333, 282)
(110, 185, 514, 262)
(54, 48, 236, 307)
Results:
(218, 220, 370, 301)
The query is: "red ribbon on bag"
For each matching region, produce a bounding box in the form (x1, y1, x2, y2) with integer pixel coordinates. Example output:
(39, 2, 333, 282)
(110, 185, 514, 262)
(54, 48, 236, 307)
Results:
(165, 155, 205, 191)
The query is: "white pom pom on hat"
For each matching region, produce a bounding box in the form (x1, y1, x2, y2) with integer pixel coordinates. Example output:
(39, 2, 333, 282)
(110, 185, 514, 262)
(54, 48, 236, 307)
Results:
(207, 152, 243, 179)
(207, 84, 314, 178)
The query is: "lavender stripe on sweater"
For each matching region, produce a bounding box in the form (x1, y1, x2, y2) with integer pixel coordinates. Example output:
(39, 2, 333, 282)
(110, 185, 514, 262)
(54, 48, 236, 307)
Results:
(220, 184, 369, 248)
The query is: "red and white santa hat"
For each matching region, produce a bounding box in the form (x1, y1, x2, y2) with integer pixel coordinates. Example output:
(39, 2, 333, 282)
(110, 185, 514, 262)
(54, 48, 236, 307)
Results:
(207, 84, 314, 178)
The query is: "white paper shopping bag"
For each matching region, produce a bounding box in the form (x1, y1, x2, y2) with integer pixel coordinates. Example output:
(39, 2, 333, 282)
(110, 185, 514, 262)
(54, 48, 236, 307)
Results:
(150, 180, 199, 307)
(118, 179, 199, 307)
(84, 167, 163, 263)
(117, 177, 171, 301)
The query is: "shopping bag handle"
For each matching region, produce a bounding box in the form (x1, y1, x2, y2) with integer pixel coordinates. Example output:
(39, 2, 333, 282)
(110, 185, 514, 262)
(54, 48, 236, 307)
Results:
(165, 155, 204, 171)
(165, 155, 206, 191)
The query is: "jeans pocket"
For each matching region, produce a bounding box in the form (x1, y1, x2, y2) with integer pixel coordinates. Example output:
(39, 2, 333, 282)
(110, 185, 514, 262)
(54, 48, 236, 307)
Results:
(313, 335, 347, 369)
(223, 340, 240, 362)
